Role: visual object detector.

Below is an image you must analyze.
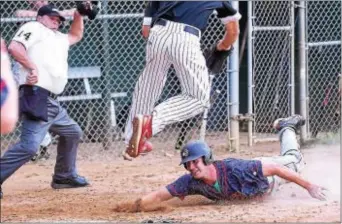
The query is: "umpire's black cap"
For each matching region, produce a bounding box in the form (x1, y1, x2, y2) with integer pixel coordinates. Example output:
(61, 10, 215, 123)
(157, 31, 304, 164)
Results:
(37, 4, 66, 22)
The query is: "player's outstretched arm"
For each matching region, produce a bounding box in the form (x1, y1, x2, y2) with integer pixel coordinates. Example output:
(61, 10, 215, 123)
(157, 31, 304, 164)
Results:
(113, 187, 173, 213)
(262, 161, 328, 201)
(140, 187, 173, 206)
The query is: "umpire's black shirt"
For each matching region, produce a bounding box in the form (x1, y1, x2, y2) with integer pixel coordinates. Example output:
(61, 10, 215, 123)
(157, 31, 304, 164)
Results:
(144, 1, 241, 32)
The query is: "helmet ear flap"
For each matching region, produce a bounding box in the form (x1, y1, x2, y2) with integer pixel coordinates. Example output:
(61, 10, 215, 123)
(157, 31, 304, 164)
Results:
(203, 151, 213, 165)
(183, 153, 213, 169)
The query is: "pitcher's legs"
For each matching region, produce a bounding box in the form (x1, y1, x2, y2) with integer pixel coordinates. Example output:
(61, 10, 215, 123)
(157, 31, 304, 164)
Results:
(152, 32, 210, 135)
(124, 26, 171, 145)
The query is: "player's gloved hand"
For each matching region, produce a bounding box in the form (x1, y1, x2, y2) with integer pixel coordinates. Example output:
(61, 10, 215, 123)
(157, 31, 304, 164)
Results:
(306, 184, 328, 201)
(76, 1, 100, 20)
(203, 41, 233, 74)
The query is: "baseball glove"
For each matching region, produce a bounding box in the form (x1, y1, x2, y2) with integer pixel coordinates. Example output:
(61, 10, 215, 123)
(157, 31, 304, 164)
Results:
(203, 44, 234, 74)
(76, 1, 100, 20)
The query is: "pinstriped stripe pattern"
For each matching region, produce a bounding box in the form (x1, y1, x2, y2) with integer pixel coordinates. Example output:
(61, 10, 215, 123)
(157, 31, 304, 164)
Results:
(125, 20, 210, 144)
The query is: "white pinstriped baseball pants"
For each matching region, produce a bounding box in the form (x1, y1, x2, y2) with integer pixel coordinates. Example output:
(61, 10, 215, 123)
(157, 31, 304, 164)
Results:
(124, 20, 210, 145)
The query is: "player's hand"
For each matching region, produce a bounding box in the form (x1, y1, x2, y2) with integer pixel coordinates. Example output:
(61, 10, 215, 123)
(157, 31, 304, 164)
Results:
(113, 199, 142, 213)
(142, 25, 151, 39)
(26, 68, 38, 85)
(216, 39, 231, 51)
(307, 184, 328, 201)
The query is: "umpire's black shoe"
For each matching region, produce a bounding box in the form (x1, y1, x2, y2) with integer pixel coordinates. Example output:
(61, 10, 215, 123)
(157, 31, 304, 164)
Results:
(51, 175, 89, 189)
(273, 114, 306, 132)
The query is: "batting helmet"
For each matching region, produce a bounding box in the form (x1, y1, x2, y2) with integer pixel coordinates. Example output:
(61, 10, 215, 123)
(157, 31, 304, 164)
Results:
(180, 140, 214, 167)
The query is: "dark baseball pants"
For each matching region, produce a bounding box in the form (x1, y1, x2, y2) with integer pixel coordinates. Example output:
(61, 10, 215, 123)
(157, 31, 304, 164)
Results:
(0, 97, 82, 184)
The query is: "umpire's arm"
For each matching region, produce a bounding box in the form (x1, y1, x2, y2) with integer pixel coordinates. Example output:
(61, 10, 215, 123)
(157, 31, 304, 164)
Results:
(68, 10, 84, 46)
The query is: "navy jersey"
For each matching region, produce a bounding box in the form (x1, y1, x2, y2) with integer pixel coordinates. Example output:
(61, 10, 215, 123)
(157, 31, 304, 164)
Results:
(166, 158, 270, 201)
(144, 1, 240, 31)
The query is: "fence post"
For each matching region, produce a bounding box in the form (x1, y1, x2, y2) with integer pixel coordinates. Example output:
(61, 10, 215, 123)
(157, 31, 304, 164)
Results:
(100, 0, 113, 150)
(290, 2, 295, 115)
(247, 1, 254, 146)
(228, 1, 240, 152)
(298, 1, 308, 142)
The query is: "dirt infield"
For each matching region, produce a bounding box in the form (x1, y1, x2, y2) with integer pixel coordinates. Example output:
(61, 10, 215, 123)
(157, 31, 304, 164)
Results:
(0, 140, 340, 223)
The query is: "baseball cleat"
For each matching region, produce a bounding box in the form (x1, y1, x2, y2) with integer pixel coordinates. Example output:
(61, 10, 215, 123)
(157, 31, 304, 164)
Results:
(126, 115, 153, 158)
(123, 141, 153, 161)
(273, 114, 306, 132)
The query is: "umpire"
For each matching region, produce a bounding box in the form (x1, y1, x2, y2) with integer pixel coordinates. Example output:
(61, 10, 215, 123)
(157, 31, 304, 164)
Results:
(0, 3, 95, 198)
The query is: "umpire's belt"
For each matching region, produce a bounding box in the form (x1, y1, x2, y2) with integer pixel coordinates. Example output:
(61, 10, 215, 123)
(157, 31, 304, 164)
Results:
(19, 85, 57, 122)
(155, 19, 200, 37)
(19, 85, 58, 100)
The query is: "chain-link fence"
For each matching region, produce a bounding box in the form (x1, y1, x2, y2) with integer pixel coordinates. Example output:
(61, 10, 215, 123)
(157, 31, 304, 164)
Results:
(1, 1, 341, 154)
(249, 1, 341, 143)
(0, 1, 231, 154)
(249, 1, 294, 139)
(306, 1, 341, 139)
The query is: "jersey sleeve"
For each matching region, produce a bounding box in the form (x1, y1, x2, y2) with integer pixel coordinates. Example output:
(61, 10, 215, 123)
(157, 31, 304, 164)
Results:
(143, 1, 159, 25)
(216, 1, 242, 23)
(166, 174, 193, 199)
(12, 22, 41, 49)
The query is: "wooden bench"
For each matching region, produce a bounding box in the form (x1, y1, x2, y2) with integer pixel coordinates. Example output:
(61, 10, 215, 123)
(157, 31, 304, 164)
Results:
(58, 66, 127, 130)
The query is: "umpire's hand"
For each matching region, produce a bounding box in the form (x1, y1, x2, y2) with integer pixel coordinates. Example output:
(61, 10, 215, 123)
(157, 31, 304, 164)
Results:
(26, 68, 38, 84)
